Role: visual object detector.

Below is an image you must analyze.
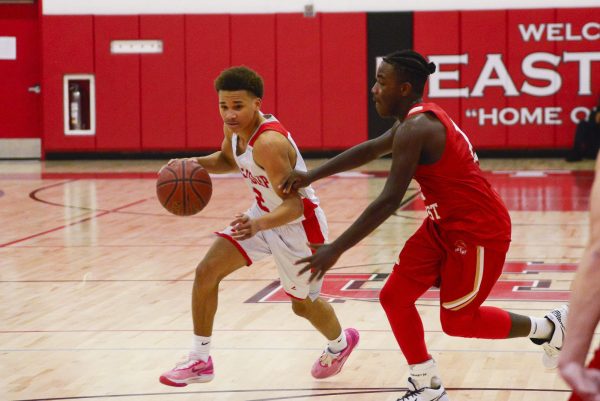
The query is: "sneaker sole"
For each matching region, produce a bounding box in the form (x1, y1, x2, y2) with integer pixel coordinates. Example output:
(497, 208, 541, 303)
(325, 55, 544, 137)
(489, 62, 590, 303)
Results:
(159, 374, 214, 387)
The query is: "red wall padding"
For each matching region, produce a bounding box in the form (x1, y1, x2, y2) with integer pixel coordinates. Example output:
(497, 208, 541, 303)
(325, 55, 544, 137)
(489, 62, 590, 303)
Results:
(230, 15, 277, 115)
(140, 15, 186, 150)
(0, 4, 41, 139)
(555, 8, 600, 148)
(94, 16, 141, 151)
(41, 12, 369, 153)
(42, 16, 95, 151)
(275, 14, 322, 148)
(185, 15, 231, 150)
(460, 10, 509, 149)
(321, 13, 367, 149)
(413, 11, 461, 131)
(415, 8, 599, 150)
(40, 9, 596, 153)
(506, 9, 557, 149)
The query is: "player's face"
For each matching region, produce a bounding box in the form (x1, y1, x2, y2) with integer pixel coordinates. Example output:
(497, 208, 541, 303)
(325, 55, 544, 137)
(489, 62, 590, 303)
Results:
(218, 90, 261, 132)
(371, 62, 406, 118)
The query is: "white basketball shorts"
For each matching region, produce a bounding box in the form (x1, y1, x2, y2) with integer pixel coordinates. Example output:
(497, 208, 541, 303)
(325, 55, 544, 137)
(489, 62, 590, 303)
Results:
(217, 203, 328, 301)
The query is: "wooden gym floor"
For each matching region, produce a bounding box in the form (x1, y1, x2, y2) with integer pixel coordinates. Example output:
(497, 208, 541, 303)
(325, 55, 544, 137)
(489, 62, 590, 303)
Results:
(1, 158, 598, 401)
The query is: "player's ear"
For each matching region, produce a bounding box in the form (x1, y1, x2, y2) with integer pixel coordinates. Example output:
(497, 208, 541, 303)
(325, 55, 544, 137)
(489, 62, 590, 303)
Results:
(253, 97, 262, 110)
(400, 82, 413, 96)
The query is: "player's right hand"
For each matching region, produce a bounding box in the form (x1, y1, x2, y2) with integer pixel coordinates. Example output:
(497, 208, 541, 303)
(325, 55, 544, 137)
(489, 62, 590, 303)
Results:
(559, 362, 600, 401)
(280, 170, 309, 194)
(158, 158, 199, 175)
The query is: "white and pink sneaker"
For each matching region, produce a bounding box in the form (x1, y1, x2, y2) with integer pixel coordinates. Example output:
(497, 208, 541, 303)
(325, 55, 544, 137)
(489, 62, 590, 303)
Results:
(159, 356, 214, 387)
(311, 328, 360, 379)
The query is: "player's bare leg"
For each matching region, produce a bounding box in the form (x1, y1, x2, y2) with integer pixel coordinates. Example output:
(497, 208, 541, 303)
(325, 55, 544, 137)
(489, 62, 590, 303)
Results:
(160, 237, 247, 387)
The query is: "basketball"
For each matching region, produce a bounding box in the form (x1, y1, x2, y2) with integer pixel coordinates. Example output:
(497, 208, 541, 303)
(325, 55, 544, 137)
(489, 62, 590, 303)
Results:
(156, 159, 212, 216)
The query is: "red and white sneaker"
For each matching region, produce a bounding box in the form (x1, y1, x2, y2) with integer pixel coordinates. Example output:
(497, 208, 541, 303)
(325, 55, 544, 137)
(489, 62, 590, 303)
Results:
(311, 328, 360, 379)
(159, 356, 214, 387)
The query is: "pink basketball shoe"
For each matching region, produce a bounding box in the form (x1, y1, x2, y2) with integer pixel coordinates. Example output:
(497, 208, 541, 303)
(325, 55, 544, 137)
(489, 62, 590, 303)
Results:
(159, 356, 214, 387)
(311, 328, 360, 379)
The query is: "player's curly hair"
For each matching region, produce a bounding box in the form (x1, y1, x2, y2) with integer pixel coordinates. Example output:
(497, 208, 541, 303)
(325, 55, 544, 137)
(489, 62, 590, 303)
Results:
(214, 66, 264, 99)
(382, 50, 436, 95)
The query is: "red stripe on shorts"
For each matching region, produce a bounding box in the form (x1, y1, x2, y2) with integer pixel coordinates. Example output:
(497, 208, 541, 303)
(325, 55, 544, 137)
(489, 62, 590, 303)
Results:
(214, 232, 252, 266)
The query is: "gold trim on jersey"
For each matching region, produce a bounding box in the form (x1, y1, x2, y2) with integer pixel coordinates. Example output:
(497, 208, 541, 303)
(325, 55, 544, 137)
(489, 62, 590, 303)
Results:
(442, 246, 484, 311)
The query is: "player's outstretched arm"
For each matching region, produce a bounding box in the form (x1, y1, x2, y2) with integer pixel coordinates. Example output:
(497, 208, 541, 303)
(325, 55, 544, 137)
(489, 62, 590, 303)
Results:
(297, 119, 428, 282)
(281, 125, 397, 194)
(559, 153, 600, 400)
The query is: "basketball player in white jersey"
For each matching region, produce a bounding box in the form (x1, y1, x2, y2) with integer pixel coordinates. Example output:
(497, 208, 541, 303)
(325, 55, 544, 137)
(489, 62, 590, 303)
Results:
(159, 66, 359, 387)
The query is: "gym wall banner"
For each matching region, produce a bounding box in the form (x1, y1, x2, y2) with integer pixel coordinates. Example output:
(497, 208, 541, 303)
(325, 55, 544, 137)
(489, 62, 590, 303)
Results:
(367, 8, 600, 149)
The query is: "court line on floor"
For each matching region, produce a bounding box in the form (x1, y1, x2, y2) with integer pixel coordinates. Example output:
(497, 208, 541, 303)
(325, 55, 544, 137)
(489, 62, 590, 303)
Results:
(11, 386, 572, 401)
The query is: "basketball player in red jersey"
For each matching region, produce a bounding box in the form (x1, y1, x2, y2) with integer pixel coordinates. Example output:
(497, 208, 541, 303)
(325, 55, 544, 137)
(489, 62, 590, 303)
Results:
(159, 66, 358, 387)
(281, 50, 567, 401)
(559, 152, 600, 401)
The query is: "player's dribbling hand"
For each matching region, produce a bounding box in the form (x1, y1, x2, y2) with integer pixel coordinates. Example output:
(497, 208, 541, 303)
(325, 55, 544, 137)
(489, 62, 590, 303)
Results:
(158, 158, 198, 175)
(230, 213, 259, 240)
(560, 362, 600, 401)
(280, 170, 310, 194)
(296, 243, 341, 283)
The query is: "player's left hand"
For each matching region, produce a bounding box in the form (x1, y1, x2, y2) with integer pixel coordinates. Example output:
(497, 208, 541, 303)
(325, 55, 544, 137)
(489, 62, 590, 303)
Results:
(230, 214, 259, 240)
(296, 243, 341, 283)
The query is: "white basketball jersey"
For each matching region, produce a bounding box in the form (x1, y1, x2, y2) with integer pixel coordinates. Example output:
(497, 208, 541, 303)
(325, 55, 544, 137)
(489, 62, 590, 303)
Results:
(231, 113, 320, 221)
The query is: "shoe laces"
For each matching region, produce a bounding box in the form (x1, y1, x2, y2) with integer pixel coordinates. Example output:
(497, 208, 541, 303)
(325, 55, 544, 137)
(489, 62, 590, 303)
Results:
(175, 357, 201, 370)
(397, 378, 425, 400)
(319, 348, 340, 367)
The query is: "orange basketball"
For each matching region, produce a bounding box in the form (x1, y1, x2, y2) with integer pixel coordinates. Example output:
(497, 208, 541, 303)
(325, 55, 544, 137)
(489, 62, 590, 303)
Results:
(156, 159, 212, 216)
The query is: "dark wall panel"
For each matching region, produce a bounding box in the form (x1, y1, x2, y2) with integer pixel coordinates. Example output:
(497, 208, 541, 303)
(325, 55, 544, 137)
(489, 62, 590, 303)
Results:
(366, 12, 413, 139)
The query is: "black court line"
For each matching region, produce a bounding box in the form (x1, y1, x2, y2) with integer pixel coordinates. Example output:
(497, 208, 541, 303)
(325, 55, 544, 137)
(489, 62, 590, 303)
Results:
(12, 386, 571, 401)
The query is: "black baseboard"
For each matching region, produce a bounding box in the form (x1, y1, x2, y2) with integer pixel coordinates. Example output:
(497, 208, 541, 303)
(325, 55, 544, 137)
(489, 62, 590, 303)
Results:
(44, 148, 572, 161)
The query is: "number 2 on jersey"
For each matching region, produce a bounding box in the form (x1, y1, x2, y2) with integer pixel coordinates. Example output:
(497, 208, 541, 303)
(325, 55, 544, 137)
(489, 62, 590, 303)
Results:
(253, 188, 270, 212)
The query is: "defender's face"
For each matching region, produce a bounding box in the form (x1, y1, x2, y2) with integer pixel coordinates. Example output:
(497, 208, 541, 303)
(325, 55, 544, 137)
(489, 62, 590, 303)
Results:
(371, 61, 404, 118)
(218, 90, 261, 132)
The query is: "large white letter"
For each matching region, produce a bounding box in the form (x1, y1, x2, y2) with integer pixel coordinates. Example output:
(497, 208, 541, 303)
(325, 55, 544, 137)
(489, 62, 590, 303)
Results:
(518, 24, 545, 42)
(521, 52, 562, 96)
(563, 52, 600, 95)
(582, 22, 600, 41)
(427, 54, 469, 98)
(471, 54, 519, 97)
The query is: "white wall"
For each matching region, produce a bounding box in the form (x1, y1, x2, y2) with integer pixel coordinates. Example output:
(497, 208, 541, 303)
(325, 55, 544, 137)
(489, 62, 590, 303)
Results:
(42, 0, 600, 15)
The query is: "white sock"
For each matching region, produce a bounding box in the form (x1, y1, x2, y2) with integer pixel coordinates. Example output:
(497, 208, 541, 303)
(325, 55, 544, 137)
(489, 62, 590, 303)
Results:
(528, 317, 554, 340)
(409, 358, 442, 389)
(327, 330, 348, 354)
(190, 335, 211, 362)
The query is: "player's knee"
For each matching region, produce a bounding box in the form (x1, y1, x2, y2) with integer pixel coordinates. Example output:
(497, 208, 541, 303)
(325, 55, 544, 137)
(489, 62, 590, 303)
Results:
(379, 278, 409, 311)
(440, 309, 474, 337)
(291, 298, 311, 318)
(194, 259, 224, 287)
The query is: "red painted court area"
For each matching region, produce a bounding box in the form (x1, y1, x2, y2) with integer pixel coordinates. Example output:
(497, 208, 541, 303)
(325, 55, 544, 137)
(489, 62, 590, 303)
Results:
(248, 262, 576, 304)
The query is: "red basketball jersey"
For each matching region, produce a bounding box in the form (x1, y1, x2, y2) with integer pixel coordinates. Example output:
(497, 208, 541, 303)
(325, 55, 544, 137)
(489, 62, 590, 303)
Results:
(407, 102, 511, 251)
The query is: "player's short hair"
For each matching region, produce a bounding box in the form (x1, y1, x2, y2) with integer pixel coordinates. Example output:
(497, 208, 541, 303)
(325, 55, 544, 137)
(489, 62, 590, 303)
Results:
(214, 66, 264, 99)
(382, 50, 436, 95)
